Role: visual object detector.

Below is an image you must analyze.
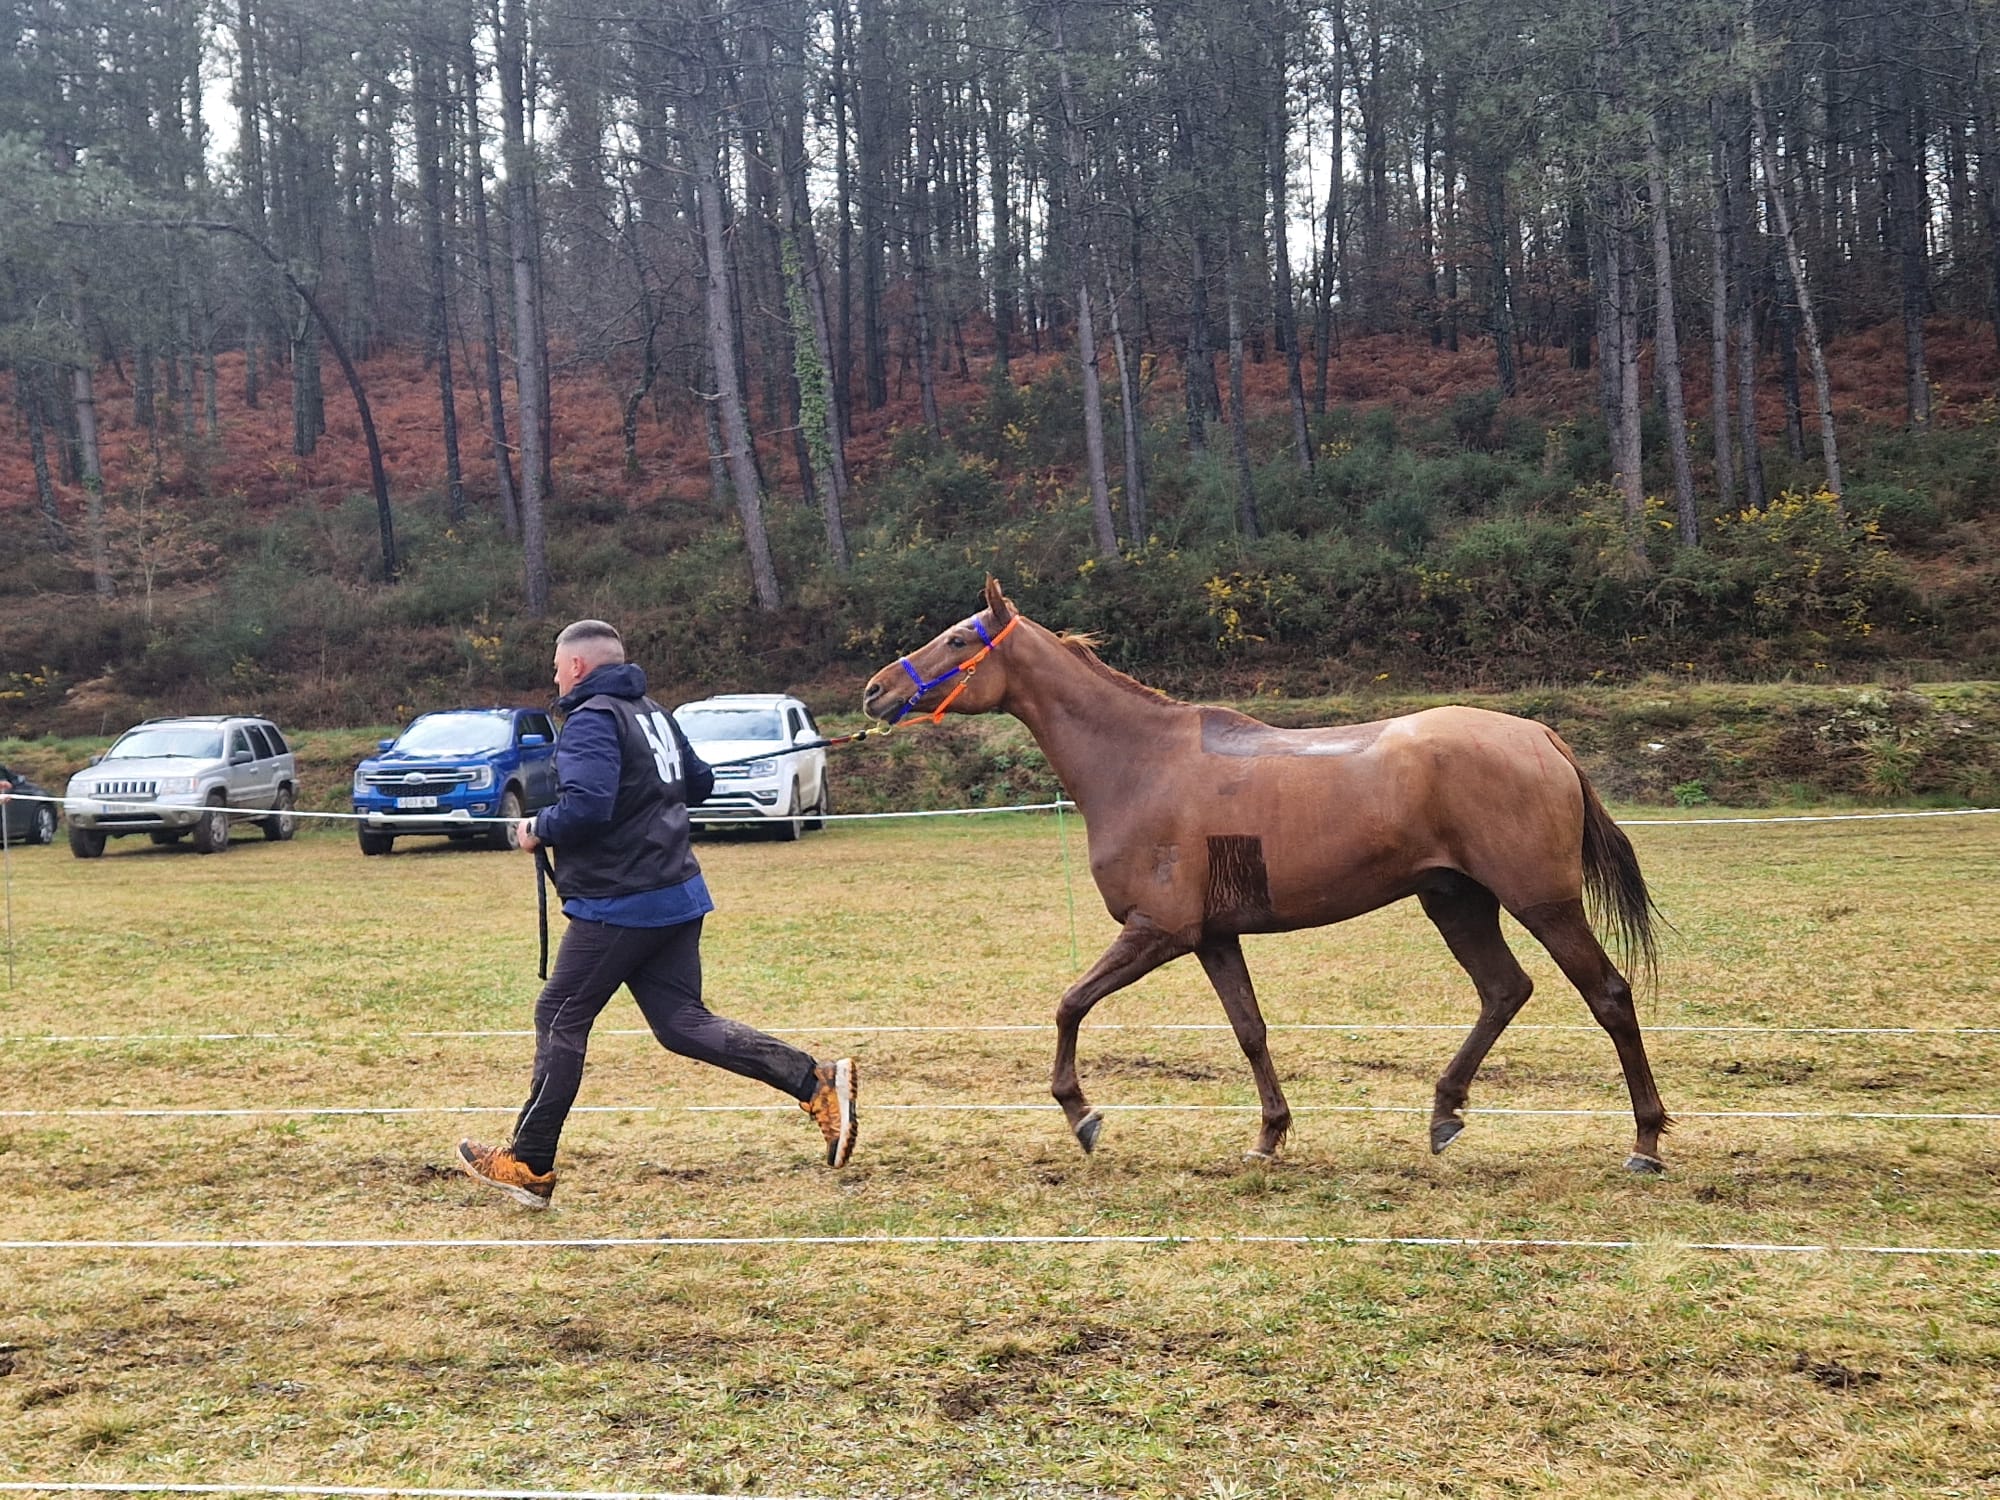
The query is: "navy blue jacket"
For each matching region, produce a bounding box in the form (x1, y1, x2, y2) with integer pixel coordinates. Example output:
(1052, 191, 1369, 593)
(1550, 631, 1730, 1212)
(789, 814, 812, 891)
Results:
(532, 663, 714, 902)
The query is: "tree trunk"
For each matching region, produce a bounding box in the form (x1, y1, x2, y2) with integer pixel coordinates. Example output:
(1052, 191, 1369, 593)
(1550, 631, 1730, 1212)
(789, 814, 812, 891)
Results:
(460, 25, 520, 538)
(691, 98, 782, 611)
(1708, 103, 1735, 507)
(1486, 163, 1518, 397)
(499, 0, 550, 613)
(1885, 49, 1931, 428)
(986, 64, 1015, 373)
(1647, 125, 1698, 545)
(1727, 95, 1766, 506)
(1267, 86, 1312, 472)
(21, 373, 65, 549)
(910, 140, 944, 438)
(830, 0, 856, 431)
(771, 0, 850, 568)
(416, 52, 466, 524)
(1975, 50, 2000, 365)
(1184, 218, 1212, 453)
(1225, 226, 1260, 540)
(70, 284, 112, 599)
(1050, 3, 1119, 561)
(856, 0, 889, 410)
(1106, 267, 1147, 547)
(1752, 80, 1842, 497)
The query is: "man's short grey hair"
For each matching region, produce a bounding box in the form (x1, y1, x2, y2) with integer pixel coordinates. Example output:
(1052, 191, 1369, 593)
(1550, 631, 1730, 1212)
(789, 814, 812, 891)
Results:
(554, 619, 626, 664)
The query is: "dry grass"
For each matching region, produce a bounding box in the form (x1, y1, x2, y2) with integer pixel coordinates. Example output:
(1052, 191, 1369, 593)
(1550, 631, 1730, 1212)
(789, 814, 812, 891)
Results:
(1, 811, 1997, 1497)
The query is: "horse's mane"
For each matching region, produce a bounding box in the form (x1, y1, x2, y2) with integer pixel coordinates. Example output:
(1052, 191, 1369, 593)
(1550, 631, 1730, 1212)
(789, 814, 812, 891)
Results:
(1052, 630, 1185, 705)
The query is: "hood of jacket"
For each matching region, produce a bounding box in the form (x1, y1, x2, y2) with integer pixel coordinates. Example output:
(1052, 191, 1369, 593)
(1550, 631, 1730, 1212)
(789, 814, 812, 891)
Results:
(555, 661, 650, 714)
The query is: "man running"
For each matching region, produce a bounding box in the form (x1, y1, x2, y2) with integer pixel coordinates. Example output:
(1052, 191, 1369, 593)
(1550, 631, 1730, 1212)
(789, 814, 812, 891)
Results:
(455, 619, 857, 1208)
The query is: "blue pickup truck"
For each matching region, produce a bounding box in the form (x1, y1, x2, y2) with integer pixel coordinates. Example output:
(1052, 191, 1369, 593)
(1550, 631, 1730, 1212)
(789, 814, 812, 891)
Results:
(351, 707, 560, 855)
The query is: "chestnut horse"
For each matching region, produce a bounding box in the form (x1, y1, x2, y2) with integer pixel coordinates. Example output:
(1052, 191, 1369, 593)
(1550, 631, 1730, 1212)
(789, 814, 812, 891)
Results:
(864, 579, 1672, 1172)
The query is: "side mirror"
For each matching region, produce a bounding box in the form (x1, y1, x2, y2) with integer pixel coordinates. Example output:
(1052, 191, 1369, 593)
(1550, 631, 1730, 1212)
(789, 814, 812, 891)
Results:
(89, 752, 103, 765)
(229, 749, 254, 766)
(520, 734, 548, 747)
(793, 727, 818, 747)
(377, 739, 396, 753)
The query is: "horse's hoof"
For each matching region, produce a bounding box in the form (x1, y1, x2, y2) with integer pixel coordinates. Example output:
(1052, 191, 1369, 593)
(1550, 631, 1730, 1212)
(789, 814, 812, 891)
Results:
(1429, 1118, 1464, 1155)
(1243, 1148, 1275, 1163)
(1074, 1111, 1104, 1154)
(1624, 1152, 1667, 1175)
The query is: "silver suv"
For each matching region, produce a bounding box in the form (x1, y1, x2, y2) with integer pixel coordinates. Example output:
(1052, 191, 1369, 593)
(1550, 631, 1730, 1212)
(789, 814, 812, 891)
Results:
(63, 715, 300, 858)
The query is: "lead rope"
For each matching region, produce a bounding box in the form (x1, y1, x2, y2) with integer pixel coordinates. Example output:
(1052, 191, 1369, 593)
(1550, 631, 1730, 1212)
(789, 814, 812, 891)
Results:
(533, 844, 554, 981)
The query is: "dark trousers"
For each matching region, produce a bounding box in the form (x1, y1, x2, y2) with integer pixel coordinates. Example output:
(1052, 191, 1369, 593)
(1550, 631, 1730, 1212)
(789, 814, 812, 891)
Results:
(508, 916, 818, 1173)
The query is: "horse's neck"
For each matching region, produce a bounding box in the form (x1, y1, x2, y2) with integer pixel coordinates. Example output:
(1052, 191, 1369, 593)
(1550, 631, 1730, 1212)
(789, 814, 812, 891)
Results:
(1000, 625, 1190, 812)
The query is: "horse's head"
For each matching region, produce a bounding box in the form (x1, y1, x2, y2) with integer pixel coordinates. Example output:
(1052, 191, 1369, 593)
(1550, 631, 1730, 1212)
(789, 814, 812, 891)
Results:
(862, 576, 1020, 724)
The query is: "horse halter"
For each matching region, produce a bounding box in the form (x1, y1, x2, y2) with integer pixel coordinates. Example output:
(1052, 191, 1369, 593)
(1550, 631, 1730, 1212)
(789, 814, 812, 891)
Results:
(888, 613, 1022, 725)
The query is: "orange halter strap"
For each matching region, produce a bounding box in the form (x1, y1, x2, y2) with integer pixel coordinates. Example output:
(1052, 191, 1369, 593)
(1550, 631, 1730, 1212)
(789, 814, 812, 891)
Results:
(890, 612, 1022, 725)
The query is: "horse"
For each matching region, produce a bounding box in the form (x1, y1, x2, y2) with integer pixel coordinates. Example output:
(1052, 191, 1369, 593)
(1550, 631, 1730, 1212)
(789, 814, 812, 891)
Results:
(862, 577, 1672, 1173)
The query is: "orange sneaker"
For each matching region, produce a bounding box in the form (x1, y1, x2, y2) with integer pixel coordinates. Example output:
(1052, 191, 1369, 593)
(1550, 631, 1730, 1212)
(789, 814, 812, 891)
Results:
(455, 1139, 556, 1209)
(801, 1058, 859, 1167)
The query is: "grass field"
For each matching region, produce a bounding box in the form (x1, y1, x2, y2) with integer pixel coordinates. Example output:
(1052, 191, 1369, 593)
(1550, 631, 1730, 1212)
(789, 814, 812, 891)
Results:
(1, 809, 1997, 1498)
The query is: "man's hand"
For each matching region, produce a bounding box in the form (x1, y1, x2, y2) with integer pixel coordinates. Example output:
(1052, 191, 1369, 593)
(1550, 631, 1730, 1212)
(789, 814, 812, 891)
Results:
(515, 818, 541, 852)
(0, 780, 11, 803)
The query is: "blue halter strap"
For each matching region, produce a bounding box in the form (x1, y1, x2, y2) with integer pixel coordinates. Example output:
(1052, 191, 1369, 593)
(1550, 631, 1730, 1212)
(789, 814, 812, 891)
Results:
(888, 616, 996, 724)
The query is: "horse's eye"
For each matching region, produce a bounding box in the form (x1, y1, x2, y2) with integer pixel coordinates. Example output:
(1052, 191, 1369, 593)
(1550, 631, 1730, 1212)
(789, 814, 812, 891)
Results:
(948, 635, 966, 648)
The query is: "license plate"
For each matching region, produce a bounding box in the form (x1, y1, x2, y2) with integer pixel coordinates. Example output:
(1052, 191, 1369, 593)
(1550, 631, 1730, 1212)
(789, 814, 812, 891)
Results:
(395, 796, 439, 809)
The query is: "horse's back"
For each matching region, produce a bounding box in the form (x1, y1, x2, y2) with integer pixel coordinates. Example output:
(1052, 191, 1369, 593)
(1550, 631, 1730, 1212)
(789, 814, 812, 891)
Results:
(1185, 703, 1587, 923)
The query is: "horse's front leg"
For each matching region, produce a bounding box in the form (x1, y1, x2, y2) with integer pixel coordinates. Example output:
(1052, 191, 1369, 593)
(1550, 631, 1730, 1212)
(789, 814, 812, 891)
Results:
(1053, 917, 1186, 1153)
(1196, 933, 1291, 1160)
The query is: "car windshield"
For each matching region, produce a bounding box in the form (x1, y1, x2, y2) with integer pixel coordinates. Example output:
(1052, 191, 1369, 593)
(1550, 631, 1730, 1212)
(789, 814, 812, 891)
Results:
(394, 713, 511, 755)
(105, 726, 224, 760)
(676, 705, 783, 743)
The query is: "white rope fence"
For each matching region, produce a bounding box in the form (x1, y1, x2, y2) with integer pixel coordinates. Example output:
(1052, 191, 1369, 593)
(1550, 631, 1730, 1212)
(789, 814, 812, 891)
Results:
(1, 1021, 1992, 1046)
(2, 1100, 1994, 1123)
(6, 789, 2000, 829)
(0, 1230, 1991, 1259)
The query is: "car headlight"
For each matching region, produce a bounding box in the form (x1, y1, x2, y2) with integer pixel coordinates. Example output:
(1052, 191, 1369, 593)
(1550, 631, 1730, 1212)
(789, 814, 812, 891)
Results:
(154, 776, 198, 795)
(743, 758, 777, 778)
(353, 767, 371, 795)
(465, 765, 494, 790)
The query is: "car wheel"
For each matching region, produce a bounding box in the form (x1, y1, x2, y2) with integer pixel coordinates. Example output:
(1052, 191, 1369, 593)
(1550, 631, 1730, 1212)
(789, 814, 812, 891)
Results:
(68, 824, 106, 859)
(357, 827, 395, 856)
(31, 805, 58, 845)
(488, 788, 523, 850)
(774, 782, 804, 842)
(261, 786, 298, 841)
(191, 796, 231, 854)
(806, 778, 830, 833)
(149, 830, 186, 846)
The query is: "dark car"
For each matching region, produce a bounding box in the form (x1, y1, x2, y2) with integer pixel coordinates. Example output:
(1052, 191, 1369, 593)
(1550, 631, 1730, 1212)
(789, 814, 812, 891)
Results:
(350, 707, 559, 855)
(0, 765, 60, 846)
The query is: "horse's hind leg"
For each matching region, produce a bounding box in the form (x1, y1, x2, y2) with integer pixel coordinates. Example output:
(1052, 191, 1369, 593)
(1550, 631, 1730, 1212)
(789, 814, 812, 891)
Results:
(1516, 897, 1672, 1173)
(1052, 916, 1186, 1153)
(1195, 934, 1291, 1160)
(1419, 878, 1535, 1156)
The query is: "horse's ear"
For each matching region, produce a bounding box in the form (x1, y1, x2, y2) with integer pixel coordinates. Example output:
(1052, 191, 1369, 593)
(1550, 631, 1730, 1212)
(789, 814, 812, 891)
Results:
(983, 575, 1013, 623)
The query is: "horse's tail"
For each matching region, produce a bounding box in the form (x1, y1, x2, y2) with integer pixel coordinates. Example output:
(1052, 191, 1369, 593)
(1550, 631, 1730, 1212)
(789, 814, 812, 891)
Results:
(1549, 731, 1659, 983)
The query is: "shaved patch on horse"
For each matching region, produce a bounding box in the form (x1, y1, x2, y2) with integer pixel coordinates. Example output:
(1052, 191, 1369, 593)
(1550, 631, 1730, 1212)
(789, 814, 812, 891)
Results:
(1205, 835, 1274, 925)
(1199, 707, 1388, 759)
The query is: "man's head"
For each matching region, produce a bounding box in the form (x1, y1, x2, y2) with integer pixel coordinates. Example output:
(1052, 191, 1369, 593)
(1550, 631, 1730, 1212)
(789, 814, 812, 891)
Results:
(552, 619, 625, 696)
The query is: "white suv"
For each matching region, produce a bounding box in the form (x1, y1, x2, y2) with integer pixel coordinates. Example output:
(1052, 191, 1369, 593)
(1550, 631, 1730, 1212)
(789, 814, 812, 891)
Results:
(673, 694, 829, 840)
(63, 715, 300, 857)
